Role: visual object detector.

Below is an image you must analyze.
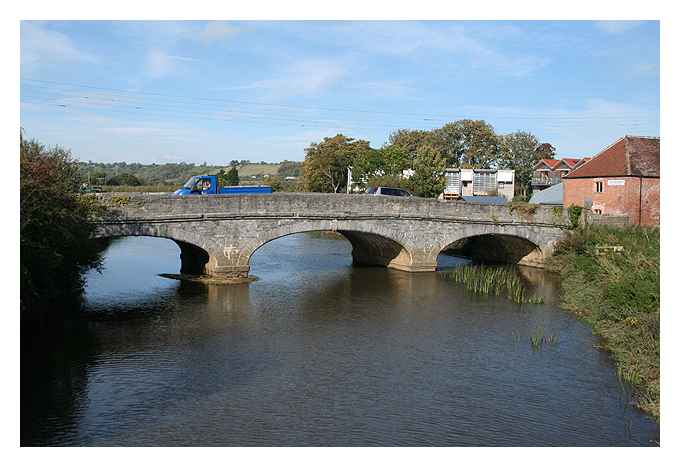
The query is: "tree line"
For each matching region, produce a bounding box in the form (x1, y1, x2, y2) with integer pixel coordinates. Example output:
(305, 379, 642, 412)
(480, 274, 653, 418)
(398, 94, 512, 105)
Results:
(301, 119, 556, 198)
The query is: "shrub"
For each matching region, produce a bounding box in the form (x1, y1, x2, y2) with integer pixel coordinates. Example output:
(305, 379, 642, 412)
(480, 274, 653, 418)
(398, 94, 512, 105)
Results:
(21, 133, 104, 319)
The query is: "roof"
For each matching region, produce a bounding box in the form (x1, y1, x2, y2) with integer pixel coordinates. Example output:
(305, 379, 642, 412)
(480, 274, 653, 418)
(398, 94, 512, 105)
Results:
(534, 157, 588, 170)
(565, 136, 660, 179)
(529, 183, 563, 205)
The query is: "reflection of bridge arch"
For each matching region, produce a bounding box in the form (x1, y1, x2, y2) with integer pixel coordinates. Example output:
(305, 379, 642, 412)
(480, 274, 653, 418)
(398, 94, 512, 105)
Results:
(94, 193, 569, 280)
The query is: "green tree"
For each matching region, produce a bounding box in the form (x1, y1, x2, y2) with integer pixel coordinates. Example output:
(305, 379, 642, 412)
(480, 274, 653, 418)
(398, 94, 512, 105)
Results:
(432, 120, 499, 168)
(378, 145, 409, 176)
(387, 129, 434, 167)
(498, 131, 540, 198)
(107, 173, 144, 186)
(302, 134, 371, 193)
(21, 132, 104, 318)
(221, 166, 240, 186)
(406, 144, 446, 198)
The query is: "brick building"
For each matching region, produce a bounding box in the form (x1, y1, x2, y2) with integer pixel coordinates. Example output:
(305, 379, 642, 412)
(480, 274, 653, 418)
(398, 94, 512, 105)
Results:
(562, 136, 660, 226)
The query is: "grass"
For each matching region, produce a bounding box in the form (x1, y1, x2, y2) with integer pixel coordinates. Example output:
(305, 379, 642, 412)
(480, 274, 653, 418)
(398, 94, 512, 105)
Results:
(442, 265, 544, 305)
(547, 225, 660, 419)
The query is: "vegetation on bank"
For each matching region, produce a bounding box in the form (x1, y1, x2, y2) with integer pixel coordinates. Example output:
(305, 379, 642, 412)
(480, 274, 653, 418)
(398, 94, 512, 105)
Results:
(442, 265, 543, 304)
(20, 133, 104, 321)
(547, 225, 660, 419)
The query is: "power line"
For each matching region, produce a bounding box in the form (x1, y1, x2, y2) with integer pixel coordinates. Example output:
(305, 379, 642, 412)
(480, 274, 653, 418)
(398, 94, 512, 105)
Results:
(21, 77, 656, 123)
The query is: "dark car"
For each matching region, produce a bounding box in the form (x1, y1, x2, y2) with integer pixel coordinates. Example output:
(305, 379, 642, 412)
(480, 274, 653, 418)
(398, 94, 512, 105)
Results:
(366, 186, 412, 197)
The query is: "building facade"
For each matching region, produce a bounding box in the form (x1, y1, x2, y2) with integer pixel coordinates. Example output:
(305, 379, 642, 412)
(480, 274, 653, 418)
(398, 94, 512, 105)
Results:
(562, 136, 660, 226)
(443, 168, 515, 201)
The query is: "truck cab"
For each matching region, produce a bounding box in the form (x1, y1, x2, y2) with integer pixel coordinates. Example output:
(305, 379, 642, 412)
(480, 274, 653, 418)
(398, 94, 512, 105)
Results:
(173, 175, 273, 196)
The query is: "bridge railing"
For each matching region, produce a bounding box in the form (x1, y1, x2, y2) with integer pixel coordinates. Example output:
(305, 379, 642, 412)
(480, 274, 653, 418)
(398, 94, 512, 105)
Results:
(94, 192, 571, 227)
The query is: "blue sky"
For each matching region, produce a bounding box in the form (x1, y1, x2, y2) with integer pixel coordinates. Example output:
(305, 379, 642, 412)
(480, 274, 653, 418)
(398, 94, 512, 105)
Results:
(20, 20, 660, 164)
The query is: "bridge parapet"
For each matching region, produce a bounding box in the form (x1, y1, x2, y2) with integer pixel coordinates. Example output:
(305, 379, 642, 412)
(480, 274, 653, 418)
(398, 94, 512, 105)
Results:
(95, 192, 570, 227)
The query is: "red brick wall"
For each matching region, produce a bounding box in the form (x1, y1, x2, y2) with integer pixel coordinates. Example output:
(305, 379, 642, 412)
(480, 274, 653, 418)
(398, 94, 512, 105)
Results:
(562, 177, 659, 226)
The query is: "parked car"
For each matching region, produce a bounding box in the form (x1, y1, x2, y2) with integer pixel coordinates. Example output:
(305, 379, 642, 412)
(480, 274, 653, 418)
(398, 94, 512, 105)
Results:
(366, 186, 412, 197)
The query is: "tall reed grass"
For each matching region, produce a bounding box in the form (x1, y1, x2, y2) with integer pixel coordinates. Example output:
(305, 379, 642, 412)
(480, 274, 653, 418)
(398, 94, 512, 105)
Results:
(442, 265, 543, 304)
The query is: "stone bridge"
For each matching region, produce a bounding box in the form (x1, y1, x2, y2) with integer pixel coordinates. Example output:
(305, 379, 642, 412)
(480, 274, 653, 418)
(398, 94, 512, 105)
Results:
(94, 193, 571, 280)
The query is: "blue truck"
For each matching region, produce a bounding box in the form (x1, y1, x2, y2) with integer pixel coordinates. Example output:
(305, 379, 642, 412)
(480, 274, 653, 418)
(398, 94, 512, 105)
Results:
(173, 175, 273, 196)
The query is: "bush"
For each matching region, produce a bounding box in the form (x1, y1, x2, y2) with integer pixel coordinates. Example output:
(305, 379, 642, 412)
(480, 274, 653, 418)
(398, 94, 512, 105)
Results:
(21, 133, 104, 320)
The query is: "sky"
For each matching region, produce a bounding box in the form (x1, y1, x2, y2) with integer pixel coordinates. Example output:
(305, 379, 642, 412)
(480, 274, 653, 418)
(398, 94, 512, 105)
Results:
(20, 20, 660, 164)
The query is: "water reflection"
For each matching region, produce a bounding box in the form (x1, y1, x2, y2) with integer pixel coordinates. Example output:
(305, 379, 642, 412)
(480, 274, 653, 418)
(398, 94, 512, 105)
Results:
(21, 234, 659, 446)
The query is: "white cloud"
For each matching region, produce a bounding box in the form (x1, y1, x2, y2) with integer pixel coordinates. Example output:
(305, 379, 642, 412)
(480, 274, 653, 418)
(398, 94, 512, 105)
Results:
(595, 21, 642, 35)
(146, 49, 196, 78)
(322, 22, 549, 77)
(21, 22, 97, 68)
(230, 59, 347, 97)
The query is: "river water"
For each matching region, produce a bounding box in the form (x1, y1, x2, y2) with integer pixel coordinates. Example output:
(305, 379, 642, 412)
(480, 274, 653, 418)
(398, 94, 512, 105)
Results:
(21, 234, 659, 446)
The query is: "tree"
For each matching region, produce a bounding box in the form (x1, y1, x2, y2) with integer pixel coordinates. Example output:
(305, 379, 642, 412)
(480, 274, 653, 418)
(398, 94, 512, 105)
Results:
(107, 173, 144, 186)
(498, 131, 540, 198)
(406, 144, 446, 198)
(432, 120, 499, 168)
(302, 134, 371, 193)
(218, 166, 240, 186)
(378, 145, 409, 176)
(535, 143, 556, 160)
(21, 132, 104, 318)
(229, 160, 239, 167)
(349, 147, 383, 189)
(387, 129, 434, 167)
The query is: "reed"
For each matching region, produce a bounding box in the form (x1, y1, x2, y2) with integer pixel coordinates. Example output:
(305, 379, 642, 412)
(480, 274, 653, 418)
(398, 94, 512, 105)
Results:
(442, 265, 543, 305)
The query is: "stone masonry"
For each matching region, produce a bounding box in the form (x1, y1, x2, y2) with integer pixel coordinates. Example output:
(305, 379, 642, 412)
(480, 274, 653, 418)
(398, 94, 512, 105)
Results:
(94, 193, 570, 279)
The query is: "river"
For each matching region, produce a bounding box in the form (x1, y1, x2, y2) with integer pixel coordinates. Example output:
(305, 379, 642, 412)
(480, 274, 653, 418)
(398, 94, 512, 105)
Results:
(21, 233, 659, 446)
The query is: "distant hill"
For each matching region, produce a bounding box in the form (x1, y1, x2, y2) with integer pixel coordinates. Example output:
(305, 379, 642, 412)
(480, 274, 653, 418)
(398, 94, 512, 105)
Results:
(78, 161, 302, 186)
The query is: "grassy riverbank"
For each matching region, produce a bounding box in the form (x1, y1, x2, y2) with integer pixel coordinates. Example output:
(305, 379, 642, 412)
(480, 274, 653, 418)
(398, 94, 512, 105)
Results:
(547, 225, 660, 419)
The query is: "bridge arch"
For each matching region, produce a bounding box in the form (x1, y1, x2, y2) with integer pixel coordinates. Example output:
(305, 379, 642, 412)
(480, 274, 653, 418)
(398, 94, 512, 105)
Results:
(241, 222, 415, 274)
(439, 232, 545, 268)
(93, 224, 213, 276)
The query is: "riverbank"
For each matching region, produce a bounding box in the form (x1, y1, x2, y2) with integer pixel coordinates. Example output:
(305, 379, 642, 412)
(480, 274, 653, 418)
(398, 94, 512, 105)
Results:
(547, 225, 660, 419)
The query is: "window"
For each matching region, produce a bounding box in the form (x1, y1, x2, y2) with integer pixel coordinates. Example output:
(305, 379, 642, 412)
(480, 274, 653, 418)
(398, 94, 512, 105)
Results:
(595, 181, 603, 193)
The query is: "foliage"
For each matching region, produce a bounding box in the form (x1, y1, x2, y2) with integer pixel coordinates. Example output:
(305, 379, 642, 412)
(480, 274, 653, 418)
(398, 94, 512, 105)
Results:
(431, 119, 500, 168)
(498, 131, 540, 197)
(442, 265, 543, 304)
(106, 173, 144, 186)
(535, 143, 556, 159)
(406, 144, 446, 198)
(21, 133, 104, 319)
(387, 129, 435, 167)
(226, 167, 240, 186)
(548, 225, 659, 418)
(567, 204, 583, 229)
(302, 134, 372, 193)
